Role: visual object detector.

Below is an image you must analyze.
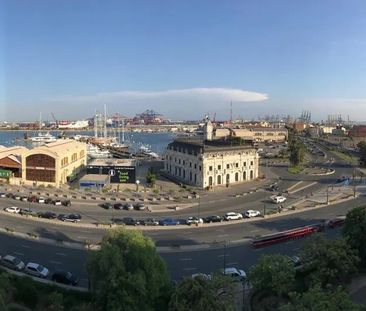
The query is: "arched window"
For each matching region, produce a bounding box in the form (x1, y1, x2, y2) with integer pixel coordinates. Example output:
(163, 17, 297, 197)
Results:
(250, 170, 254, 179)
(217, 175, 222, 185)
(243, 171, 247, 180)
(235, 172, 239, 182)
(209, 176, 213, 186)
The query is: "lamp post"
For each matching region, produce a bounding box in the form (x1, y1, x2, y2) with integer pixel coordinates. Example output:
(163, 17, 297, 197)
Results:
(136, 180, 140, 192)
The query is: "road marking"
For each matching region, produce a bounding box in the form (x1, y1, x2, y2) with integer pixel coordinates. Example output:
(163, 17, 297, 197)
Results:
(179, 258, 192, 261)
(56, 252, 67, 257)
(49, 260, 62, 265)
(182, 267, 196, 271)
(21, 245, 30, 249)
(13, 252, 24, 256)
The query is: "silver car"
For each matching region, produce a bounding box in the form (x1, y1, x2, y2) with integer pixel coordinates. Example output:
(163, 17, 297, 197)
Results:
(25, 262, 49, 278)
(1, 255, 25, 271)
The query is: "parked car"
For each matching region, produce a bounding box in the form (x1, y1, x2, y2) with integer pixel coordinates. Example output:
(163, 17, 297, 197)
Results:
(134, 203, 146, 211)
(21, 196, 28, 202)
(45, 198, 53, 204)
(203, 215, 223, 223)
(125, 203, 134, 211)
(60, 214, 82, 223)
(62, 200, 71, 207)
(159, 218, 180, 226)
(37, 211, 57, 219)
(185, 216, 203, 225)
(6, 193, 14, 198)
(38, 197, 45, 204)
(4, 206, 20, 214)
(53, 199, 62, 206)
(51, 271, 79, 286)
(115, 217, 140, 226)
(28, 195, 38, 203)
(19, 208, 37, 216)
(243, 210, 261, 218)
(140, 218, 159, 226)
(271, 195, 286, 204)
(0, 193, 6, 198)
(288, 255, 302, 268)
(100, 203, 112, 209)
(224, 212, 243, 221)
(25, 262, 49, 278)
(113, 203, 124, 210)
(0, 255, 25, 271)
(327, 216, 346, 229)
(222, 267, 246, 281)
(14, 195, 21, 200)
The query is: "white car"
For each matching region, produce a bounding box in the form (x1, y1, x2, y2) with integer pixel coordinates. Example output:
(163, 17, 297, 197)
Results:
(224, 212, 243, 221)
(53, 200, 62, 206)
(185, 217, 203, 225)
(244, 210, 261, 218)
(25, 262, 49, 278)
(4, 206, 20, 214)
(38, 197, 45, 203)
(222, 267, 246, 281)
(271, 195, 286, 204)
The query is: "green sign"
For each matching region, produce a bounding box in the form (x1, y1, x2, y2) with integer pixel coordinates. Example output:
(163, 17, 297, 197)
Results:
(0, 169, 11, 178)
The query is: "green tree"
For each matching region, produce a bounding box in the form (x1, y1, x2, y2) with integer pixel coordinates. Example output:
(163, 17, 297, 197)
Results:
(0, 272, 10, 310)
(300, 235, 359, 287)
(357, 141, 366, 167)
(169, 275, 235, 311)
(289, 139, 305, 166)
(342, 206, 366, 267)
(146, 167, 157, 187)
(280, 285, 362, 311)
(248, 254, 296, 296)
(87, 228, 171, 311)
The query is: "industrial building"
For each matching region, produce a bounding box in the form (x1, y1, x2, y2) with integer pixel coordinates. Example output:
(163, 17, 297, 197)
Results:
(215, 127, 287, 142)
(164, 119, 259, 189)
(0, 140, 87, 187)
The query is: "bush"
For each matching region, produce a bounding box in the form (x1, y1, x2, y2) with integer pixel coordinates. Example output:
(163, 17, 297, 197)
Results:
(13, 277, 39, 309)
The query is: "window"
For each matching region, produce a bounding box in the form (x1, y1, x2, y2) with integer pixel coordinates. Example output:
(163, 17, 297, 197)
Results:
(79, 150, 85, 158)
(235, 172, 239, 182)
(194, 164, 197, 169)
(190, 162, 192, 167)
(218, 165, 221, 170)
(209, 166, 213, 171)
(209, 176, 213, 186)
(226, 164, 230, 169)
(199, 165, 201, 171)
(244, 162, 247, 167)
(183, 160, 185, 165)
(250, 170, 254, 179)
(250, 161, 254, 166)
(235, 163, 239, 168)
(243, 171, 247, 180)
(217, 175, 221, 184)
(179, 159, 181, 164)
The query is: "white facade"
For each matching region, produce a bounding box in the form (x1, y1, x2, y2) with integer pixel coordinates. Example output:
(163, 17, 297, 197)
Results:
(165, 140, 259, 189)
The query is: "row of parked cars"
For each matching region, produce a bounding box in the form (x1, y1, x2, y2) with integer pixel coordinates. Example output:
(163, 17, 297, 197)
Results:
(100, 202, 147, 211)
(0, 193, 71, 206)
(3, 206, 82, 223)
(113, 210, 262, 227)
(0, 254, 78, 285)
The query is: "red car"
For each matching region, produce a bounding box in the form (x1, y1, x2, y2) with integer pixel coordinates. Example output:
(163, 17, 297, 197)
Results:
(28, 196, 38, 203)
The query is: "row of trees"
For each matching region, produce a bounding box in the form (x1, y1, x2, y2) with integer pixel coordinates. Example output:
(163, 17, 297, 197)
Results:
(248, 205, 366, 310)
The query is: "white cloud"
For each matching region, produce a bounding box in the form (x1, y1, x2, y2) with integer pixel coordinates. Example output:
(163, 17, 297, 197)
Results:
(45, 87, 268, 120)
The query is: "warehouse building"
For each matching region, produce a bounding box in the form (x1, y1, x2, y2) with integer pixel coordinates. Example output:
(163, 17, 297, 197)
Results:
(165, 119, 259, 189)
(21, 140, 87, 187)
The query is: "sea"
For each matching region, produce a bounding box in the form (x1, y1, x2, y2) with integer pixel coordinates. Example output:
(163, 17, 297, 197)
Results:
(0, 130, 176, 156)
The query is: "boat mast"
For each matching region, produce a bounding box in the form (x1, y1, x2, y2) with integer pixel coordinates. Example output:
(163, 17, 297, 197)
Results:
(121, 114, 125, 143)
(104, 104, 107, 139)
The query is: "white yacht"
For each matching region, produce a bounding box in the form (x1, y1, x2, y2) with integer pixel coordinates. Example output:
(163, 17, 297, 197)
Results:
(87, 145, 112, 159)
(30, 132, 57, 144)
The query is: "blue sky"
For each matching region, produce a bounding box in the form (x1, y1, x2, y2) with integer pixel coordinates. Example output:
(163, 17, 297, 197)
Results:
(1, 0, 366, 121)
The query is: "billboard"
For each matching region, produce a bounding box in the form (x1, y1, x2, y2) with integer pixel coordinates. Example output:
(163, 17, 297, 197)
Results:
(86, 165, 136, 184)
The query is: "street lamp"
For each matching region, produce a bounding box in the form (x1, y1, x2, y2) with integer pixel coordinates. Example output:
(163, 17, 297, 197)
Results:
(135, 180, 140, 192)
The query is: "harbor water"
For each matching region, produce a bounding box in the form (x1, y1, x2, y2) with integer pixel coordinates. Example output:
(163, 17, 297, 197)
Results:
(0, 130, 176, 156)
